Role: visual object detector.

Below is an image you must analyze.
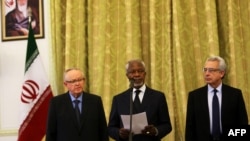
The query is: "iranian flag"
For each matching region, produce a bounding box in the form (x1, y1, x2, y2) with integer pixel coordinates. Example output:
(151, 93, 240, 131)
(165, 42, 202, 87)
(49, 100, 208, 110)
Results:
(18, 21, 53, 141)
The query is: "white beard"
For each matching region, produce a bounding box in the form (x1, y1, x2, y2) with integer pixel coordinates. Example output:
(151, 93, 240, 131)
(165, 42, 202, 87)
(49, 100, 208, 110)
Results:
(18, 4, 28, 17)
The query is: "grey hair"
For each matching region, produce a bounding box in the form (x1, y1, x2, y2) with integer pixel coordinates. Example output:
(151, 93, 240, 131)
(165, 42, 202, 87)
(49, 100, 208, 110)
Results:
(125, 59, 146, 73)
(206, 56, 227, 71)
(63, 68, 85, 81)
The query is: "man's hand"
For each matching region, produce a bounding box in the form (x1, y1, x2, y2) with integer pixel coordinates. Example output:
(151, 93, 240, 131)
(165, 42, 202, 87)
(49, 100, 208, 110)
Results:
(19, 28, 29, 35)
(141, 125, 158, 136)
(119, 128, 130, 139)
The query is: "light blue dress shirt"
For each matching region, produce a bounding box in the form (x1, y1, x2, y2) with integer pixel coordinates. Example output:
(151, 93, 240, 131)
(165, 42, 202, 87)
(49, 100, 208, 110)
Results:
(69, 93, 83, 113)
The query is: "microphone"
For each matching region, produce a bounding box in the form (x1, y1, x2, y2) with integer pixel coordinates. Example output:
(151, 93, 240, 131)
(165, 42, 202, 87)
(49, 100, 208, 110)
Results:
(129, 78, 135, 88)
(129, 78, 134, 141)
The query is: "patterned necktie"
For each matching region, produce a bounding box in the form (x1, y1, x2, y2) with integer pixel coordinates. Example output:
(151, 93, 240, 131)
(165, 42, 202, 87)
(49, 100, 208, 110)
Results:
(74, 100, 81, 124)
(133, 89, 142, 113)
(212, 89, 220, 138)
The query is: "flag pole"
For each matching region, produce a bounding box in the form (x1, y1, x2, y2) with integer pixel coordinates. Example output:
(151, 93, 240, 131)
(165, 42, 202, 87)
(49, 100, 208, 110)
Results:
(18, 6, 53, 141)
(28, 7, 32, 24)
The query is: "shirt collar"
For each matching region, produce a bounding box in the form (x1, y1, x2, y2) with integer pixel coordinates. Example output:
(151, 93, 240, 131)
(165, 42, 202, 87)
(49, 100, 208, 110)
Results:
(133, 84, 146, 93)
(69, 92, 83, 102)
(208, 83, 222, 93)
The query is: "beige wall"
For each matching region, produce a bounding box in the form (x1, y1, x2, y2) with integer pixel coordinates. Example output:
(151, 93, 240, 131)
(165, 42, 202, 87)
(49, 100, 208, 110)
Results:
(0, 0, 51, 140)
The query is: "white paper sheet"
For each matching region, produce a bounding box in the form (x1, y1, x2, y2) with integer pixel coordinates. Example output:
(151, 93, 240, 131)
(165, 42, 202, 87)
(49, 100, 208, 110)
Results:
(121, 112, 148, 134)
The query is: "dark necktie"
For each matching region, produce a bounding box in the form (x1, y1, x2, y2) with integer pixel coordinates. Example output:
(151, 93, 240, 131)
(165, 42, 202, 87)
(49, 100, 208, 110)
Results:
(74, 100, 81, 124)
(133, 89, 142, 113)
(212, 89, 220, 138)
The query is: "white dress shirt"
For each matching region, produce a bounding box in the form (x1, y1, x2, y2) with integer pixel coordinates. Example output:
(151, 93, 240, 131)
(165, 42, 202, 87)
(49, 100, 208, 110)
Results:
(133, 84, 146, 103)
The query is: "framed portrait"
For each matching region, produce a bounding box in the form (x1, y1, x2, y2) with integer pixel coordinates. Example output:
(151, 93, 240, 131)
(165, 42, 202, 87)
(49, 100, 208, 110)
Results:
(1, 0, 44, 41)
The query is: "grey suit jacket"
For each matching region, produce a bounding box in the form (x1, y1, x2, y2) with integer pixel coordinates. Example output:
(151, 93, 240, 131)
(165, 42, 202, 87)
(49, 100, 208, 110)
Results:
(46, 92, 108, 141)
(108, 86, 172, 141)
(185, 84, 248, 141)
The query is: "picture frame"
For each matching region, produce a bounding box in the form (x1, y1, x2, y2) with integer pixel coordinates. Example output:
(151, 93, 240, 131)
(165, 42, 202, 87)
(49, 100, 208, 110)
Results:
(1, 0, 44, 41)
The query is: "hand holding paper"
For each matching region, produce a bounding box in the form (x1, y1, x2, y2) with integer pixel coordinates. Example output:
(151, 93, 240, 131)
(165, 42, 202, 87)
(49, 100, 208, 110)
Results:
(142, 125, 158, 136)
(121, 112, 148, 134)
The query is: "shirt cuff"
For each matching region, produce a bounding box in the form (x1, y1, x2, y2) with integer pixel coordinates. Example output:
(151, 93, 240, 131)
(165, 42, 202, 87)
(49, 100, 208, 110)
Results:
(154, 127, 159, 136)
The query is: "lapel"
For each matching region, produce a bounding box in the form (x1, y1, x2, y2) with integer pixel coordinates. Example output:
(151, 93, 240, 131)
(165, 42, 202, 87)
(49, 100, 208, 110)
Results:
(220, 84, 228, 125)
(78, 92, 89, 130)
(200, 85, 210, 129)
(140, 86, 161, 116)
(121, 88, 134, 114)
(200, 85, 209, 110)
(125, 88, 132, 105)
(141, 87, 151, 110)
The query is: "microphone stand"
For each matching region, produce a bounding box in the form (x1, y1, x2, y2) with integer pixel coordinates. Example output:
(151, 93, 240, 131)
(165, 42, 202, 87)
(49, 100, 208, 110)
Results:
(129, 80, 134, 141)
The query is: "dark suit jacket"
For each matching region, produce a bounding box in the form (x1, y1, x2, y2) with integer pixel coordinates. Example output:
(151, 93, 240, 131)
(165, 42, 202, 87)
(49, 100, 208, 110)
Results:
(185, 84, 248, 141)
(108, 86, 172, 141)
(46, 92, 108, 141)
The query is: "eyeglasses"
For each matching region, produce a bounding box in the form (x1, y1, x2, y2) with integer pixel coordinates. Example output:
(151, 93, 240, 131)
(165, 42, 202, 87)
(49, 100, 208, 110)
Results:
(202, 68, 220, 73)
(65, 78, 84, 84)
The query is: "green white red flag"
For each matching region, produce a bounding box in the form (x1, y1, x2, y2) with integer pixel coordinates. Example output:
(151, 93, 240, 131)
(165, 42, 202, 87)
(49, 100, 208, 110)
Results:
(18, 21, 53, 141)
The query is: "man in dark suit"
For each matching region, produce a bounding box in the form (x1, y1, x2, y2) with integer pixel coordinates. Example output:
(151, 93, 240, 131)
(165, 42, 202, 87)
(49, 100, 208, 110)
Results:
(46, 68, 108, 141)
(108, 59, 172, 141)
(185, 56, 248, 141)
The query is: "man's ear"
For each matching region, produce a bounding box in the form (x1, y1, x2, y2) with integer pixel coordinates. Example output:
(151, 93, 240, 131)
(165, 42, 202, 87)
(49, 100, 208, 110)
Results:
(220, 71, 226, 79)
(126, 73, 130, 79)
(63, 82, 67, 86)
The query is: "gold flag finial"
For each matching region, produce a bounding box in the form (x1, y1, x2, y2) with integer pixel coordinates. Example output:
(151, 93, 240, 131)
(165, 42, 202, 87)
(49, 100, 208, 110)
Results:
(28, 7, 32, 23)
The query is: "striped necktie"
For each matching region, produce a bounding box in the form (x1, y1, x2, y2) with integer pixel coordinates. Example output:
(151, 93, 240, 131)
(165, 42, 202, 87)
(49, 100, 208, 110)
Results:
(74, 100, 81, 125)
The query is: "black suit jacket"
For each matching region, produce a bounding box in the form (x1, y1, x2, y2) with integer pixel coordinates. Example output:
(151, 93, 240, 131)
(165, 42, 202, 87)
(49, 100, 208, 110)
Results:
(185, 84, 248, 141)
(46, 92, 108, 141)
(108, 86, 172, 141)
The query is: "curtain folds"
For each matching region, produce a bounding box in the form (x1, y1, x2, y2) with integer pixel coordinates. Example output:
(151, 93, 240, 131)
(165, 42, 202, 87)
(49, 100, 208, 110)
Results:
(50, 0, 250, 140)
